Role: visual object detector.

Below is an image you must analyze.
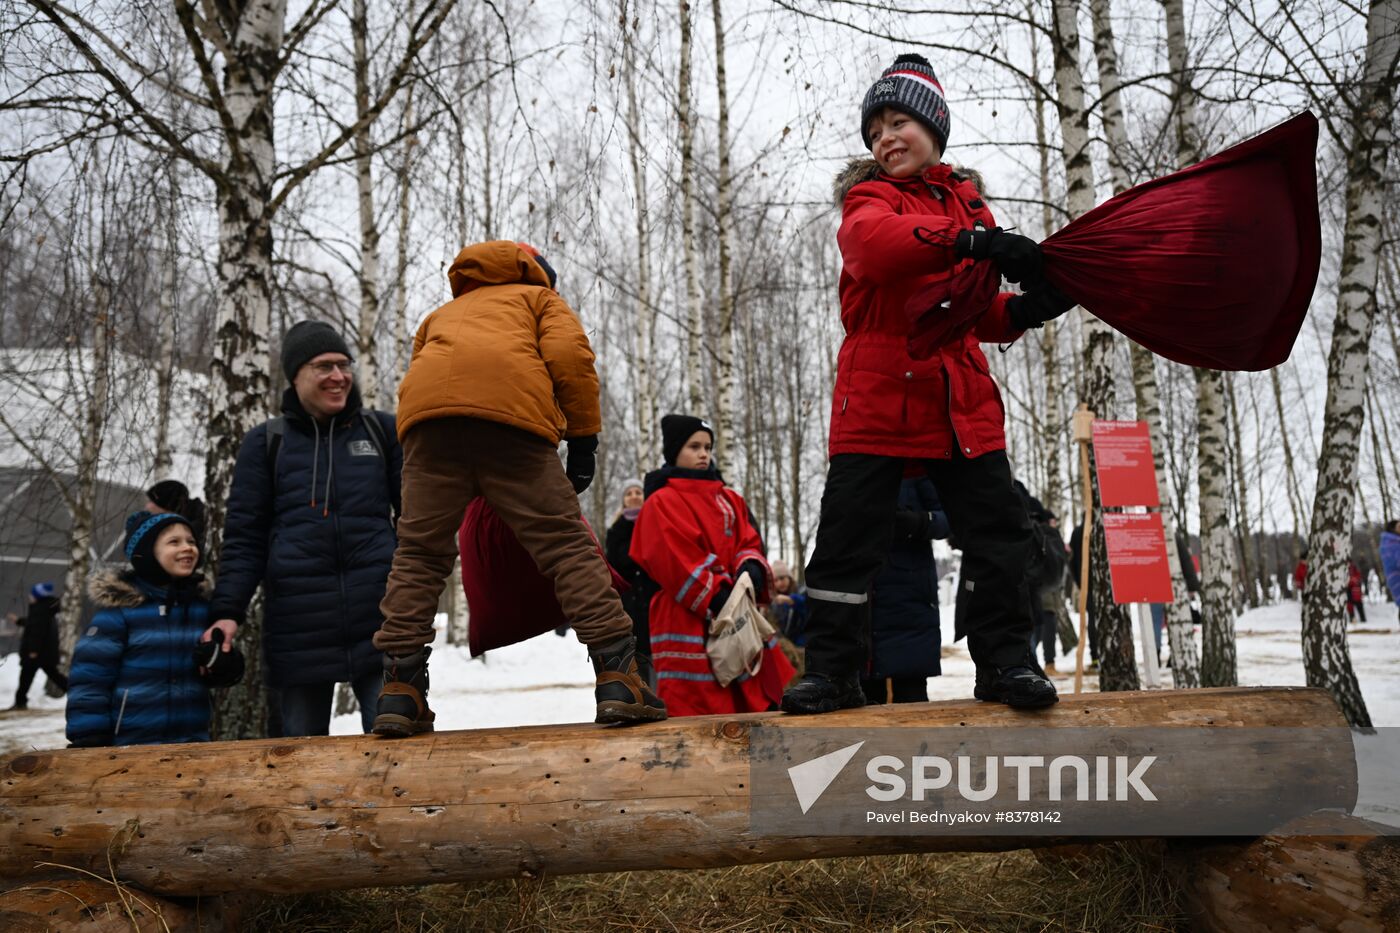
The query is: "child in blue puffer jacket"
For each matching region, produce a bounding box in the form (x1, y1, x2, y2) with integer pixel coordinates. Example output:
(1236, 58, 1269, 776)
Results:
(66, 512, 224, 747)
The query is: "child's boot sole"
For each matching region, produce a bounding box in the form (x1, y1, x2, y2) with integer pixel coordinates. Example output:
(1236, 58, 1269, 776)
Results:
(372, 712, 435, 737)
(595, 701, 668, 725)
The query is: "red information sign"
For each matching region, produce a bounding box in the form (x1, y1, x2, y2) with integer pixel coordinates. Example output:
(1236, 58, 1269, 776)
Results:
(1091, 420, 1160, 507)
(1103, 513, 1174, 604)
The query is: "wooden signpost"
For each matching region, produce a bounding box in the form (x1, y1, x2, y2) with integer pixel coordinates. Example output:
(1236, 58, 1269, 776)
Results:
(1074, 415, 1175, 691)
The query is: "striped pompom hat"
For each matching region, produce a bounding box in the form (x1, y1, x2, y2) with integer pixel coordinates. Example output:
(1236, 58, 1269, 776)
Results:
(859, 53, 950, 153)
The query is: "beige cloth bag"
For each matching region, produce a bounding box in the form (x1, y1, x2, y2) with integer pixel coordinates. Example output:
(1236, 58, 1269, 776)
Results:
(707, 574, 775, 687)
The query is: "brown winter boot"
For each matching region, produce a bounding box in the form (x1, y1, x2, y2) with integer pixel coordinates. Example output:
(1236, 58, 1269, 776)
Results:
(590, 635, 667, 725)
(373, 647, 436, 737)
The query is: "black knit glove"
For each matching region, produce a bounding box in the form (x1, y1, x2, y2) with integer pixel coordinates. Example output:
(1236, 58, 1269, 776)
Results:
(565, 435, 598, 493)
(955, 227, 1043, 285)
(1007, 281, 1077, 330)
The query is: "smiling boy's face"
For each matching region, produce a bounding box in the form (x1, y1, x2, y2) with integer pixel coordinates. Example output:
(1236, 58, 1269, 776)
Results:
(866, 107, 942, 178)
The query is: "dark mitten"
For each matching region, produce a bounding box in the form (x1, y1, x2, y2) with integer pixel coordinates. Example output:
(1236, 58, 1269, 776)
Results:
(1007, 281, 1077, 330)
(193, 628, 246, 688)
(892, 507, 930, 542)
(565, 435, 599, 493)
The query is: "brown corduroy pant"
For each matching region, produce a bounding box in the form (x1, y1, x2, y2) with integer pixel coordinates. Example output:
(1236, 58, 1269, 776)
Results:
(375, 417, 631, 656)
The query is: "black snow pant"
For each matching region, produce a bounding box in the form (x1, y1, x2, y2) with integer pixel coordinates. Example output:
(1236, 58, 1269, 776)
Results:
(802, 449, 1034, 677)
(861, 675, 929, 705)
(16, 657, 68, 704)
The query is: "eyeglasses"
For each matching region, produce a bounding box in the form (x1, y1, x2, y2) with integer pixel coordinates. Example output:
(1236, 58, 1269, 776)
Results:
(308, 360, 354, 378)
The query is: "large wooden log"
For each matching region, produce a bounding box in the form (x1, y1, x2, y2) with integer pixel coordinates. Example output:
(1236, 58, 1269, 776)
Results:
(0, 687, 1351, 896)
(1176, 814, 1400, 933)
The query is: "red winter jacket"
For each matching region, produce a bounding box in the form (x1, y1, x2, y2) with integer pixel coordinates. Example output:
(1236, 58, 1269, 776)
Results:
(830, 160, 1023, 460)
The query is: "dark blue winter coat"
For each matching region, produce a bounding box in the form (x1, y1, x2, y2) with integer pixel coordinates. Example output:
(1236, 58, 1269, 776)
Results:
(66, 571, 211, 747)
(210, 387, 401, 687)
(869, 477, 950, 679)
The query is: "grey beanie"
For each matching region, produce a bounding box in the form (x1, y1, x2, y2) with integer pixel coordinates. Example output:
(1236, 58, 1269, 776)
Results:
(281, 320, 352, 381)
(860, 53, 951, 153)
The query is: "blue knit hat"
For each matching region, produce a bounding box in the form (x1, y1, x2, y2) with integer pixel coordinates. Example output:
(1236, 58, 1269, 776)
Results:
(30, 582, 55, 600)
(124, 512, 193, 585)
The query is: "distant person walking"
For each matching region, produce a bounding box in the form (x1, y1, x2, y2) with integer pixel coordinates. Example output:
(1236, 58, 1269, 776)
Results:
(1382, 520, 1400, 625)
(7, 582, 67, 710)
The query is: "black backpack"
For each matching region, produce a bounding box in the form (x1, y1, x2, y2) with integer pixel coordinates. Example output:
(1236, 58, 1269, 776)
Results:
(1026, 521, 1068, 593)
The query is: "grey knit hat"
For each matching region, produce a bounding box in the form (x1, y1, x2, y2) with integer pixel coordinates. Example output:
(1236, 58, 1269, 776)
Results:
(860, 53, 950, 153)
(281, 320, 352, 381)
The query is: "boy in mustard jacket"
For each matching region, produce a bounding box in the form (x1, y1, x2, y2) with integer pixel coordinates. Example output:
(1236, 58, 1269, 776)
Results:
(373, 241, 665, 735)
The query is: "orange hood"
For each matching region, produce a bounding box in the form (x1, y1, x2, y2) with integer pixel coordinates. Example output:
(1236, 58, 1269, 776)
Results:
(446, 241, 550, 297)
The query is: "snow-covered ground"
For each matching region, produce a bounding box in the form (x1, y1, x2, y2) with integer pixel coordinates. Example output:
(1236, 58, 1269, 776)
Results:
(4, 600, 1399, 752)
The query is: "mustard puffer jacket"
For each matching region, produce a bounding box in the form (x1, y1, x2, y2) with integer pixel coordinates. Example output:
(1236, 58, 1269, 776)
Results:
(397, 241, 601, 443)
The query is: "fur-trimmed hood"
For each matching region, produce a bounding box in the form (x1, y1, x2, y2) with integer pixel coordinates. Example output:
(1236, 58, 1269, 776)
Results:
(87, 568, 213, 609)
(832, 158, 986, 206)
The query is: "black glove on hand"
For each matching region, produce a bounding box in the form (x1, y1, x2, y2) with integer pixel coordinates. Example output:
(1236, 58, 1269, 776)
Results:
(739, 559, 767, 602)
(708, 584, 734, 619)
(1007, 281, 1077, 330)
(892, 507, 930, 542)
(955, 227, 1043, 285)
(565, 435, 598, 494)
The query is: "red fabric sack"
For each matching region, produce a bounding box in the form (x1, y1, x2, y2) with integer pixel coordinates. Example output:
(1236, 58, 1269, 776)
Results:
(908, 112, 1321, 371)
(457, 499, 624, 657)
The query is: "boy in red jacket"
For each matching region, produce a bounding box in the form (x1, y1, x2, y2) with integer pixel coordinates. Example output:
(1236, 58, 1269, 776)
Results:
(782, 54, 1071, 714)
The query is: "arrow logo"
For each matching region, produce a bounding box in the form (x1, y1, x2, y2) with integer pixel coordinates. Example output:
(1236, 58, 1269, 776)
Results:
(787, 741, 865, 814)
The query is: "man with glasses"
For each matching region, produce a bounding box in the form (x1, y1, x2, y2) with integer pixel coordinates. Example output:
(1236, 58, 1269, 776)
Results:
(204, 320, 402, 737)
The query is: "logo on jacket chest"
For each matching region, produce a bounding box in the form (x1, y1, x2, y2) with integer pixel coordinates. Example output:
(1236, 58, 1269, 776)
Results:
(348, 439, 379, 457)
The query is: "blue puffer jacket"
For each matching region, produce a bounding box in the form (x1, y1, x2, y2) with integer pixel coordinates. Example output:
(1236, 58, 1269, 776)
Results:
(210, 387, 401, 687)
(66, 571, 212, 747)
(869, 476, 950, 679)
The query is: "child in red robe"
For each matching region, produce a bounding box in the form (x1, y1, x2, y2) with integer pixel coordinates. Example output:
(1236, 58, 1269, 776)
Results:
(629, 415, 795, 716)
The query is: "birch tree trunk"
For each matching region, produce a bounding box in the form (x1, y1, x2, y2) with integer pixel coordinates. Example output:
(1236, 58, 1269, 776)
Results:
(392, 82, 416, 405)
(1226, 374, 1260, 608)
(204, 0, 289, 742)
(1160, 0, 1238, 686)
(153, 177, 178, 479)
(1196, 368, 1237, 685)
(678, 0, 704, 413)
(1270, 367, 1306, 569)
(1300, 0, 1399, 728)
(1091, 0, 1199, 686)
(58, 282, 112, 664)
(352, 0, 383, 410)
(1051, 0, 1138, 691)
(623, 10, 657, 469)
(710, 0, 736, 463)
(1028, 1, 1064, 520)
